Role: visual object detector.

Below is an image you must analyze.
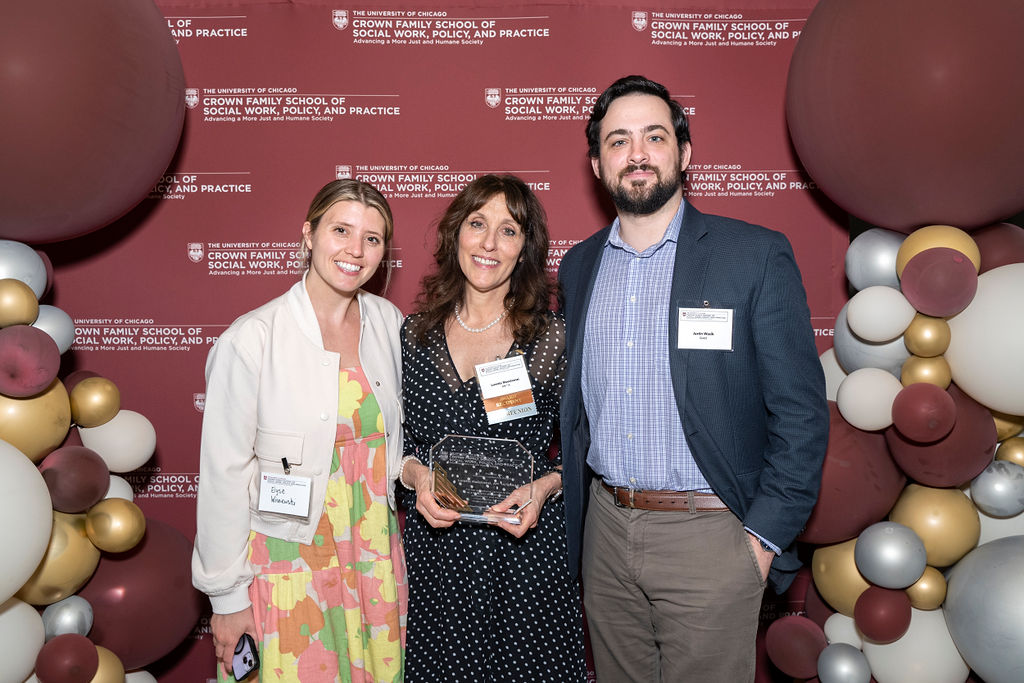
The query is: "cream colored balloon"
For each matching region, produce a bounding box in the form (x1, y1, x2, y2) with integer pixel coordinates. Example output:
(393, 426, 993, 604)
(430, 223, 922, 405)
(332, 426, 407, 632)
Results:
(0, 278, 39, 327)
(836, 367, 903, 431)
(846, 285, 917, 342)
(811, 538, 870, 617)
(889, 484, 980, 568)
(895, 225, 980, 277)
(16, 512, 100, 606)
(0, 379, 71, 462)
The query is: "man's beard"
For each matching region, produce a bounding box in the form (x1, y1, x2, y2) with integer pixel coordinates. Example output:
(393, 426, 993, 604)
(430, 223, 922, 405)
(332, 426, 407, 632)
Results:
(604, 163, 682, 215)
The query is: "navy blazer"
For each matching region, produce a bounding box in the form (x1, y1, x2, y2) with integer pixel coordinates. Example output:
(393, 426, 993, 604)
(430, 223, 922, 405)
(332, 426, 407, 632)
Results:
(558, 201, 829, 591)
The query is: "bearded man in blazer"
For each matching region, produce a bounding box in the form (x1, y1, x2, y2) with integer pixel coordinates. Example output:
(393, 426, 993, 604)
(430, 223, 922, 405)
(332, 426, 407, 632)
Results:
(558, 75, 829, 682)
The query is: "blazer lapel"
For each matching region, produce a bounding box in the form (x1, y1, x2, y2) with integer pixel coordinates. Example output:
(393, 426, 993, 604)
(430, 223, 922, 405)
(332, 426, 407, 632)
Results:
(668, 201, 712, 415)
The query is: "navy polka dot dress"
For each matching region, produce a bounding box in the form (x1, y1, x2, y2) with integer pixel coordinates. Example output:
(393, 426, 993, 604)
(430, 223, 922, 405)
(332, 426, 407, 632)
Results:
(399, 312, 587, 683)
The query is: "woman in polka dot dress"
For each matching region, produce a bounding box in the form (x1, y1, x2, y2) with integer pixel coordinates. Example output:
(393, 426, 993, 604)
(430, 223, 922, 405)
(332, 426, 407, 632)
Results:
(398, 175, 587, 682)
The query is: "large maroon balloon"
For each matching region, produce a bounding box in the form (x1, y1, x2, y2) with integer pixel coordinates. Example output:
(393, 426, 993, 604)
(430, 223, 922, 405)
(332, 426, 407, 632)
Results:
(764, 615, 827, 679)
(79, 519, 205, 669)
(854, 586, 912, 644)
(891, 382, 957, 443)
(799, 402, 906, 544)
(0, 324, 61, 397)
(35, 633, 99, 683)
(899, 247, 978, 317)
(973, 222, 1024, 273)
(38, 445, 110, 513)
(786, 0, 1024, 232)
(0, 0, 184, 243)
(886, 383, 997, 486)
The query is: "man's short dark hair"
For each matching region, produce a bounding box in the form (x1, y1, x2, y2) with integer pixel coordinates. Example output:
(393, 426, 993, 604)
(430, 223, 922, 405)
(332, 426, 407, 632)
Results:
(586, 75, 691, 159)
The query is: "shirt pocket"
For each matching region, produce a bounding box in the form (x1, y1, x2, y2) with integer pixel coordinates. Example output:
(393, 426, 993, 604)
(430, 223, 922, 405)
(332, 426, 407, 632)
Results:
(254, 428, 304, 470)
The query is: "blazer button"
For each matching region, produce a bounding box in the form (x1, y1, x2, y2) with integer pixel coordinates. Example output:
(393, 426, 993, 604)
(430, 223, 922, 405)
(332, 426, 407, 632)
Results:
(320, 412, 330, 421)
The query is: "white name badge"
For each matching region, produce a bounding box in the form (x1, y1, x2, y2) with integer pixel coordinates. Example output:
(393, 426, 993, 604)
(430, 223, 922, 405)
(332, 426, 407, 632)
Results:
(677, 307, 734, 351)
(258, 472, 312, 518)
(475, 355, 538, 424)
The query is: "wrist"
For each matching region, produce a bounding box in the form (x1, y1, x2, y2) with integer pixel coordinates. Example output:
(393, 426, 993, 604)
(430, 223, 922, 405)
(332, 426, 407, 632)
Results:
(398, 456, 421, 489)
(543, 471, 563, 502)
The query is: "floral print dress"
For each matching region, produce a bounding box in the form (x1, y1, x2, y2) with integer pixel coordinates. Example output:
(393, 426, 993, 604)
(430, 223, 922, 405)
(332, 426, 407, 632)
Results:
(232, 366, 407, 682)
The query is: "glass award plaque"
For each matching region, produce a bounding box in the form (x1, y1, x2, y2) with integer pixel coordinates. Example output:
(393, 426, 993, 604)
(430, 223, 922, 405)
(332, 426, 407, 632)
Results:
(429, 434, 534, 525)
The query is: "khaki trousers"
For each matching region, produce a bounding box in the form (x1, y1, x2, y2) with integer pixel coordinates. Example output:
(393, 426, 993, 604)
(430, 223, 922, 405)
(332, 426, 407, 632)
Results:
(582, 478, 766, 682)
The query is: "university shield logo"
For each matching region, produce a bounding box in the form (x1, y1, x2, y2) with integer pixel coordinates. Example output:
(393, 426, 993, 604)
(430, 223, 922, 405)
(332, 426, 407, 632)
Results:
(336, 165, 352, 179)
(632, 11, 648, 31)
(333, 10, 349, 30)
(187, 242, 204, 263)
(185, 88, 200, 109)
(484, 88, 501, 108)
(193, 393, 206, 412)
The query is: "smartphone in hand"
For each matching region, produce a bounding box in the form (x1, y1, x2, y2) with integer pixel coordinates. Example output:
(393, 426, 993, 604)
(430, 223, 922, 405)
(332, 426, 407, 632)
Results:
(232, 633, 260, 680)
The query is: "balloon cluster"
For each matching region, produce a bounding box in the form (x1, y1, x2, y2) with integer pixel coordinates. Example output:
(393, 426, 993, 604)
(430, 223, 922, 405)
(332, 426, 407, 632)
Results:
(0, 240, 201, 681)
(768, 1, 1024, 681)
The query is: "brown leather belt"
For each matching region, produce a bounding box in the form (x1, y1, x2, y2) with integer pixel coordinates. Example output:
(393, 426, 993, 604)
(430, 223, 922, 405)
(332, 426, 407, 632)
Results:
(601, 481, 729, 511)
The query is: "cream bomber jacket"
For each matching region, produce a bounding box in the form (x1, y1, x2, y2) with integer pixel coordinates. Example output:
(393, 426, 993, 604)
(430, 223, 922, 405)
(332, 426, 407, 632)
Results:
(191, 276, 404, 614)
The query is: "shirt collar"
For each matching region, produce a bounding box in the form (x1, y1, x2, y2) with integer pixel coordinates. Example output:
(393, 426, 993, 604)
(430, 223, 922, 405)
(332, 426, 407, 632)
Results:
(604, 198, 686, 256)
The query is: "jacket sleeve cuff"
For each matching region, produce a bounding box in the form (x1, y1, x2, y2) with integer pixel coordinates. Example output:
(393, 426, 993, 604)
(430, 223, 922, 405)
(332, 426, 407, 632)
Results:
(209, 585, 253, 615)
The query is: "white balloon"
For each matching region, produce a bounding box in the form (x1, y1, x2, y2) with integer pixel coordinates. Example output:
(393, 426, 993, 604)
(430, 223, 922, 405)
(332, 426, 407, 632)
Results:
(0, 440, 53, 603)
(946, 263, 1024, 414)
(0, 597, 45, 683)
(125, 672, 158, 683)
(31, 305, 74, 355)
(104, 474, 134, 502)
(832, 303, 910, 377)
(846, 228, 905, 291)
(820, 348, 848, 402)
(824, 612, 863, 649)
(861, 608, 969, 683)
(78, 410, 156, 473)
(0, 241, 47, 298)
(846, 286, 916, 343)
(836, 368, 903, 431)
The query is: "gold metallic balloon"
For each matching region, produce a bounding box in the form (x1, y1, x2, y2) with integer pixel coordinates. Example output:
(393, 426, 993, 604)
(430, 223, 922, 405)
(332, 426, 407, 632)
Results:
(16, 511, 101, 605)
(85, 498, 146, 553)
(991, 410, 1024, 441)
(70, 377, 121, 428)
(811, 538, 870, 617)
(91, 645, 125, 683)
(889, 484, 980, 567)
(895, 225, 981, 277)
(901, 355, 952, 389)
(0, 378, 71, 462)
(903, 314, 951, 358)
(905, 566, 947, 610)
(0, 278, 39, 327)
(995, 437, 1024, 467)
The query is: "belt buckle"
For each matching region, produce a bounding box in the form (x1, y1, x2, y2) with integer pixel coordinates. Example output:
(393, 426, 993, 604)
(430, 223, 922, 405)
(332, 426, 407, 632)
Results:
(611, 485, 631, 509)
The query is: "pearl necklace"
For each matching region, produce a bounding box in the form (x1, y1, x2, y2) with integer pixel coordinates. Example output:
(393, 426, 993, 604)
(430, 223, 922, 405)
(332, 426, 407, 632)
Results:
(454, 302, 507, 333)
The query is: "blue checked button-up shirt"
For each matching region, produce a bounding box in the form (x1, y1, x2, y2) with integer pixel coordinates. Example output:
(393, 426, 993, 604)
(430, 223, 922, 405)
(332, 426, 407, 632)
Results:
(581, 202, 712, 493)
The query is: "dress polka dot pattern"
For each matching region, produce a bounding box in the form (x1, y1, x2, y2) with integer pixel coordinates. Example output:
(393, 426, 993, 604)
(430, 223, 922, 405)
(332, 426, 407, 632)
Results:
(399, 312, 587, 683)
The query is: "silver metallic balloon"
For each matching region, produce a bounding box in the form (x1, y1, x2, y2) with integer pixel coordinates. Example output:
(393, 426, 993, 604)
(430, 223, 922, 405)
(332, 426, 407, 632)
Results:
(0, 240, 47, 298)
(845, 228, 905, 291)
(970, 460, 1024, 518)
(41, 595, 93, 640)
(31, 304, 75, 354)
(854, 521, 927, 589)
(817, 642, 872, 683)
(833, 303, 910, 377)
(944, 536, 1024, 683)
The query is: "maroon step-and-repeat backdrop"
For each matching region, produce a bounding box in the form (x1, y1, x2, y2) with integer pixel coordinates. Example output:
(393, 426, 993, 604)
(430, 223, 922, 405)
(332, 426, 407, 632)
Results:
(46, 1, 848, 678)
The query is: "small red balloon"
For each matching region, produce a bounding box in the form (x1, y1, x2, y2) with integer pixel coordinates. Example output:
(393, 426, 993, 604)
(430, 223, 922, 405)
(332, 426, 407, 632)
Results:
(35, 633, 99, 683)
(899, 247, 978, 317)
(764, 615, 827, 678)
(0, 324, 61, 398)
(886, 383, 997, 486)
(854, 586, 912, 644)
(892, 382, 957, 443)
(38, 445, 110, 513)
